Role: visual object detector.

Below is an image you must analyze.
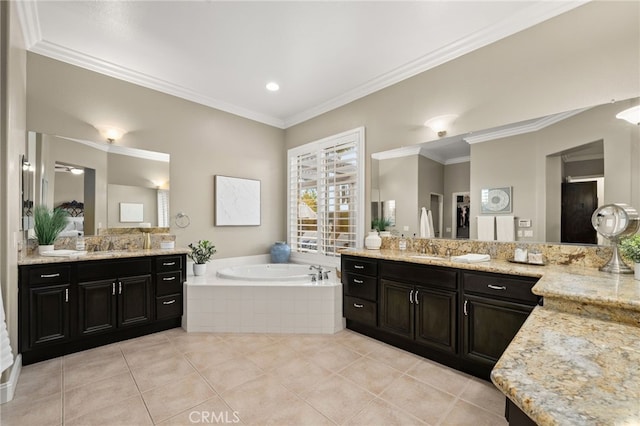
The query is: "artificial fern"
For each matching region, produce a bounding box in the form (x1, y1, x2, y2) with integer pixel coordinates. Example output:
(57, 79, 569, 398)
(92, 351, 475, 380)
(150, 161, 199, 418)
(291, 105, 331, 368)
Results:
(34, 205, 69, 245)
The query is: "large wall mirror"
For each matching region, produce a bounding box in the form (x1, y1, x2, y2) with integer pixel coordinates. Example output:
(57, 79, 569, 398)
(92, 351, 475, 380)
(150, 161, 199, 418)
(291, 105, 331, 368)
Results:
(371, 96, 639, 245)
(22, 132, 170, 237)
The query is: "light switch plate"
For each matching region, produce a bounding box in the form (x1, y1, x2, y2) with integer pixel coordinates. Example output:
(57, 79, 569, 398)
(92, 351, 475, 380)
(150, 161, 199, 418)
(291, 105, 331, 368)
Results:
(518, 219, 532, 228)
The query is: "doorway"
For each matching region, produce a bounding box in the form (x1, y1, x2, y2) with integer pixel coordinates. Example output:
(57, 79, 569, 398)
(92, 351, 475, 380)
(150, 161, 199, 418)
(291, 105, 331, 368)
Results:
(452, 192, 470, 239)
(429, 193, 443, 238)
(561, 181, 598, 244)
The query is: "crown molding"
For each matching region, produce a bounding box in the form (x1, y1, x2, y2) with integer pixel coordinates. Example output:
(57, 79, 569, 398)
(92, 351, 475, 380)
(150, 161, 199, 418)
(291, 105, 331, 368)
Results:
(444, 156, 471, 165)
(371, 146, 421, 160)
(283, 1, 587, 128)
(15, 0, 41, 48)
(562, 152, 604, 163)
(464, 107, 591, 144)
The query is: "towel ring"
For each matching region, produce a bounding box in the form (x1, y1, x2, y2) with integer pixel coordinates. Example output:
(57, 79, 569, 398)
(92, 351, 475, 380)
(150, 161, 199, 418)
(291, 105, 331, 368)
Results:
(175, 212, 191, 229)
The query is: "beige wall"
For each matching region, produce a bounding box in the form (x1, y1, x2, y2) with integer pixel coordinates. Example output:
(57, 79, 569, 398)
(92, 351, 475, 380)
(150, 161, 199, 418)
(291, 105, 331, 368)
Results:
(285, 2, 640, 235)
(107, 184, 158, 227)
(27, 53, 286, 258)
(418, 155, 444, 237)
(379, 156, 418, 233)
(1, 0, 27, 373)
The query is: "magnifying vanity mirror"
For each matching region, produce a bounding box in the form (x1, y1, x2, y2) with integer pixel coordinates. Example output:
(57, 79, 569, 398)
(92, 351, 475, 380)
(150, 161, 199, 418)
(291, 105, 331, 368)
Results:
(22, 132, 170, 237)
(371, 96, 639, 245)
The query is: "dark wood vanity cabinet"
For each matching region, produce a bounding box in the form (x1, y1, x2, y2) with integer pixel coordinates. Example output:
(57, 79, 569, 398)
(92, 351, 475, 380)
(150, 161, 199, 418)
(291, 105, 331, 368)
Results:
(341, 254, 539, 380)
(19, 253, 186, 364)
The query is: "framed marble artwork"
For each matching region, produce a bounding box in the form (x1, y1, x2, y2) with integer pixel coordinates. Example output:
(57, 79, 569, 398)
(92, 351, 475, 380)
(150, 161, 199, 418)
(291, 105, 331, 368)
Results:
(215, 175, 261, 226)
(120, 202, 144, 222)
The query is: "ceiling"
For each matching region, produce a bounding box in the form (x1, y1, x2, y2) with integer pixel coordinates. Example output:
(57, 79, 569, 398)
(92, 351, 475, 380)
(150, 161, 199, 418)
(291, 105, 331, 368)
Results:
(17, 1, 585, 129)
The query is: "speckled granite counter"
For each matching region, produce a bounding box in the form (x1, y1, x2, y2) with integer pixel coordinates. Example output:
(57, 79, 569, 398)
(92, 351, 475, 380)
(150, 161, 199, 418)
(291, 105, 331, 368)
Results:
(18, 247, 190, 265)
(342, 248, 640, 425)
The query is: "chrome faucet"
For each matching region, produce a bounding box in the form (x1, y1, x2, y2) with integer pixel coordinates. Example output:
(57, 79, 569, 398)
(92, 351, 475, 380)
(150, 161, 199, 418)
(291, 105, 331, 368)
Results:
(309, 265, 329, 281)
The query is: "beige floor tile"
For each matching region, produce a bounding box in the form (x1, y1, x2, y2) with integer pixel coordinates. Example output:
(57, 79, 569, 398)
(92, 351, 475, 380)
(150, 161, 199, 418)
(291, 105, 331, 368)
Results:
(168, 333, 223, 353)
(63, 342, 123, 366)
(18, 357, 62, 377)
(339, 356, 403, 395)
(306, 343, 362, 372)
(64, 372, 140, 421)
(439, 399, 508, 426)
(366, 344, 421, 372)
(271, 358, 332, 395)
(335, 332, 388, 356)
(406, 358, 472, 397)
(278, 334, 336, 355)
(64, 353, 130, 390)
(302, 374, 376, 424)
(199, 356, 264, 394)
(458, 377, 507, 417)
(222, 334, 279, 354)
(142, 372, 215, 423)
(119, 331, 171, 355)
(254, 396, 334, 426)
(10, 367, 62, 405)
(221, 374, 299, 423)
(122, 341, 182, 368)
(184, 344, 240, 370)
(0, 392, 62, 426)
(380, 375, 455, 425)
(159, 395, 241, 425)
(244, 342, 301, 371)
(130, 355, 196, 392)
(64, 395, 153, 426)
(345, 397, 427, 426)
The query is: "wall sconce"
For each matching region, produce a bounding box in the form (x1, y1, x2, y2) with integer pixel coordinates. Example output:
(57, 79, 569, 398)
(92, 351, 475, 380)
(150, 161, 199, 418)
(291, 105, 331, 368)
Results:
(424, 114, 458, 137)
(96, 126, 126, 143)
(616, 105, 640, 125)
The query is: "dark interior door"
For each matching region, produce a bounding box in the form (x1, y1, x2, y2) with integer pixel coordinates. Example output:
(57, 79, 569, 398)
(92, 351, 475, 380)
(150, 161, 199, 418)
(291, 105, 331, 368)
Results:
(561, 181, 598, 244)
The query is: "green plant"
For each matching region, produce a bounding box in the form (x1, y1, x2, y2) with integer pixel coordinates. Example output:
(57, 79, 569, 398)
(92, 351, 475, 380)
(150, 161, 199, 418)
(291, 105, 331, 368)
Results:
(33, 205, 69, 245)
(188, 240, 217, 264)
(620, 234, 640, 263)
(371, 217, 392, 232)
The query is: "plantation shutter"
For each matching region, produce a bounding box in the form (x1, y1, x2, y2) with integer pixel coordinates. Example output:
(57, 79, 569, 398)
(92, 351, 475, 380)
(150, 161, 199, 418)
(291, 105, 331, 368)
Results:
(157, 189, 169, 228)
(288, 128, 364, 258)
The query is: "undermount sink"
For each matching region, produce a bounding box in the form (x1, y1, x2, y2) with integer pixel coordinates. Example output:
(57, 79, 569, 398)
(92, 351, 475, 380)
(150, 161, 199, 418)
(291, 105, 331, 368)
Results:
(409, 255, 444, 260)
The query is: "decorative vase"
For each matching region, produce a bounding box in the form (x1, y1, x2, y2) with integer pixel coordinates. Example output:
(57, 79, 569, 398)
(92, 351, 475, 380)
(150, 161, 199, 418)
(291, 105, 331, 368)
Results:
(271, 241, 291, 263)
(193, 263, 207, 276)
(38, 244, 55, 255)
(365, 231, 382, 250)
(635, 263, 640, 280)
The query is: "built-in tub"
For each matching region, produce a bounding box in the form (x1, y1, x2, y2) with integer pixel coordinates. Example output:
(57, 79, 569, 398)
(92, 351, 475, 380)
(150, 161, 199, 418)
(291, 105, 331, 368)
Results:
(184, 260, 344, 334)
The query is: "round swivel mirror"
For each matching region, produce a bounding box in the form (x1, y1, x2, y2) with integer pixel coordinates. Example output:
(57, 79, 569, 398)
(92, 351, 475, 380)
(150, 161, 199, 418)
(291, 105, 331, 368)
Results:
(592, 203, 640, 273)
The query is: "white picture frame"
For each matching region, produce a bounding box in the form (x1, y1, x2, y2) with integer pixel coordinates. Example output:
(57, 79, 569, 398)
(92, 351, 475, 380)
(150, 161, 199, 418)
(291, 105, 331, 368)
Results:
(480, 186, 512, 214)
(215, 175, 261, 226)
(119, 202, 144, 222)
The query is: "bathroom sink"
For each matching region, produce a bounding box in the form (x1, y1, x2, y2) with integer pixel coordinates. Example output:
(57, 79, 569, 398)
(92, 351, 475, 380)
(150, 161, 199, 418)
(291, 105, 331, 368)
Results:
(409, 255, 444, 260)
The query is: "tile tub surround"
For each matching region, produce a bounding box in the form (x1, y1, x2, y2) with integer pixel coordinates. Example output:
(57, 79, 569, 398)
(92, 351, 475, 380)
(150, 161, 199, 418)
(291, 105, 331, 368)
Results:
(0, 328, 507, 426)
(184, 262, 343, 334)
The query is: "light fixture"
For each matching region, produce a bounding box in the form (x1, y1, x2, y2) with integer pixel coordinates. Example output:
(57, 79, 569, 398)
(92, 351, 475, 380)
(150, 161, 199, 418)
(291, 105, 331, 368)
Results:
(616, 105, 640, 125)
(70, 167, 84, 175)
(424, 114, 458, 137)
(266, 82, 280, 92)
(96, 126, 126, 143)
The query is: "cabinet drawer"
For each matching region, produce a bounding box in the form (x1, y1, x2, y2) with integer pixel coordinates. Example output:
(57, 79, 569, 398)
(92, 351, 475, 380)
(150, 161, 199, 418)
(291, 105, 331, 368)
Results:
(156, 271, 183, 297)
(343, 273, 377, 301)
(156, 294, 182, 320)
(27, 265, 71, 285)
(381, 261, 457, 290)
(344, 296, 376, 326)
(156, 256, 183, 273)
(343, 256, 377, 276)
(462, 272, 538, 304)
(78, 259, 151, 281)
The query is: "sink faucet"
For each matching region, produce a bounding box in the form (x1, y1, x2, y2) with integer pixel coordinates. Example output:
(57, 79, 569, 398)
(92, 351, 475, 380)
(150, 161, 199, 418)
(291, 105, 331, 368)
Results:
(428, 241, 438, 255)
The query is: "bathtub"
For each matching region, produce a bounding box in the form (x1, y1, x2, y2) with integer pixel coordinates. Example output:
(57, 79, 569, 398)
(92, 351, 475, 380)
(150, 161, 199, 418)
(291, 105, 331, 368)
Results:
(184, 257, 344, 334)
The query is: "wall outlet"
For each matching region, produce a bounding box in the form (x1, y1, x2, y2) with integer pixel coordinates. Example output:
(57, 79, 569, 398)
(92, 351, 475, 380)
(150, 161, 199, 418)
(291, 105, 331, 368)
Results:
(524, 230, 534, 237)
(403, 225, 409, 231)
(517, 230, 523, 237)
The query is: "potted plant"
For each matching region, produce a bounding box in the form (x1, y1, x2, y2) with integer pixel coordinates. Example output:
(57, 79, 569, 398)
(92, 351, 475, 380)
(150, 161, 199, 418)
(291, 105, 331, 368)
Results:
(371, 217, 392, 237)
(34, 205, 69, 255)
(619, 234, 640, 280)
(188, 240, 216, 276)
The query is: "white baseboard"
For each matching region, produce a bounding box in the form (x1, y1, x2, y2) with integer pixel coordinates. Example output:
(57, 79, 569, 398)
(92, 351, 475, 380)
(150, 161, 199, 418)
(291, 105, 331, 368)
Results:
(0, 354, 22, 404)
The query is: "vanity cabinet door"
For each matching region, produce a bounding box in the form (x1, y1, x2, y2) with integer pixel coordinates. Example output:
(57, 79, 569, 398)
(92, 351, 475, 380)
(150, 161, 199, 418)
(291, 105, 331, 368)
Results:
(414, 286, 457, 354)
(28, 284, 71, 348)
(378, 279, 413, 339)
(118, 274, 152, 328)
(78, 279, 117, 336)
(462, 294, 533, 366)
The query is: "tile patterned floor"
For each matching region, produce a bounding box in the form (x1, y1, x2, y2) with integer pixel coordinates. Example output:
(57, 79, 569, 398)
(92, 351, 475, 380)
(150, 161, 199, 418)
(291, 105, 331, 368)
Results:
(0, 328, 508, 425)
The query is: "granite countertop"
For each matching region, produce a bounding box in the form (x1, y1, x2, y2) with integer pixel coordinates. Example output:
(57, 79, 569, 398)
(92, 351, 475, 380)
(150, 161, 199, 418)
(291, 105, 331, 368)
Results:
(343, 248, 640, 424)
(18, 247, 190, 266)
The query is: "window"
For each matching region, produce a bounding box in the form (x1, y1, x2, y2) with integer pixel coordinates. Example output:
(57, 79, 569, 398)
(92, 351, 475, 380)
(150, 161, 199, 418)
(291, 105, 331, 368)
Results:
(288, 127, 365, 263)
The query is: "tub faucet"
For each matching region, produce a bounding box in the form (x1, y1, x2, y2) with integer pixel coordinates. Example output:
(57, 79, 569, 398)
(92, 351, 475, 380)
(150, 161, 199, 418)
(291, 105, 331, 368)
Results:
(309, 265, 325, 280)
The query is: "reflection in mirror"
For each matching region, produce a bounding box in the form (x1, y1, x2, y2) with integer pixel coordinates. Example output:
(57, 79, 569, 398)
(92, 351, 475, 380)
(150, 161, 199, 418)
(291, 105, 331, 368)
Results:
(26, 132, 170, 236)
(372, 96, 639, 244)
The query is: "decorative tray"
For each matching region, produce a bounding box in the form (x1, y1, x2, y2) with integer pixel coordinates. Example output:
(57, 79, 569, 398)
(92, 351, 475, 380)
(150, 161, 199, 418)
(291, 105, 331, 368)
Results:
(507, 258, 545, 266)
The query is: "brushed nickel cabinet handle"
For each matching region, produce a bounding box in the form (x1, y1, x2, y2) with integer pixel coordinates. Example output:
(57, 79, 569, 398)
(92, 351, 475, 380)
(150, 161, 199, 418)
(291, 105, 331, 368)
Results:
(163, 299, 176, 305)
(163, 276, 176, 281)
(415, 290, 419, 305)
(65, 289, 69, 303)
(463, 300, 468, 316)
(409, 290, 414, 304)
(353, 278, 363, 284)
(41, 273, 60, 278)
(163, 262, 176, 266)
(488, 284, 507, 290)
(118, 282, 122, 295)
(354, 265, 364, 269)
(353, 303, 364, 308)
(112, 283, 116, 296)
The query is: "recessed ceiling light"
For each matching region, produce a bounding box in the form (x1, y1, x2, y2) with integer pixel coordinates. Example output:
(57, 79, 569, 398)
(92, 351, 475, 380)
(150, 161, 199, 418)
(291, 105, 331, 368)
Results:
(266, 82, 280, 92)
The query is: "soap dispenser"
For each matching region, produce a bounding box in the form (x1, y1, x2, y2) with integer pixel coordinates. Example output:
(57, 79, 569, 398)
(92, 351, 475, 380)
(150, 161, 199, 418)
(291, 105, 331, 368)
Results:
(143, 232, 152, 249)
(399, 234, 407, 251)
